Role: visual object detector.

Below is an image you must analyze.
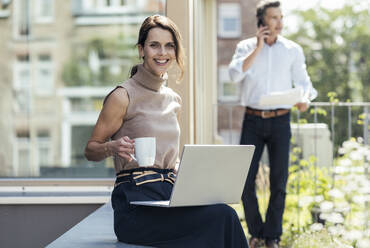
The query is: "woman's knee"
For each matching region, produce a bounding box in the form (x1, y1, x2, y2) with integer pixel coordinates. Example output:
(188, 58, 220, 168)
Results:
(208, 204, 239, 220)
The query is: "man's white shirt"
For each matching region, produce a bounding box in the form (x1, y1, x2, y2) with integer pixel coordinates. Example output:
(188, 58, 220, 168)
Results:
(228, 35, 317, 110)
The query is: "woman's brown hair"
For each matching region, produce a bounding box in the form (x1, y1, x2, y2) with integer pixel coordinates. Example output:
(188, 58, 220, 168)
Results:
(130, 15, 185, 80)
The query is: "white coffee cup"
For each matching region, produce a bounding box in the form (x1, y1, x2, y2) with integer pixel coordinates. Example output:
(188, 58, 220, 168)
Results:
(134, 137, 156, 167)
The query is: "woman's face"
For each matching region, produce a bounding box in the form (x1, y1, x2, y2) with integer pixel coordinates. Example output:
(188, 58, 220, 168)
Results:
(139, 27, 176, 77)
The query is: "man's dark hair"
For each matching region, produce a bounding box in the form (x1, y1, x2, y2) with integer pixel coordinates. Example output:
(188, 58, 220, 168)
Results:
(256, 0, 281, 27)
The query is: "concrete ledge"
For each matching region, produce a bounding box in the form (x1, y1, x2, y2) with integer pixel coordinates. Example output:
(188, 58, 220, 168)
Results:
(0, 196, 110, 204)
(0, 186, 112, 204)
(46, 202, 152, 248)
(0, 178, 115, 187)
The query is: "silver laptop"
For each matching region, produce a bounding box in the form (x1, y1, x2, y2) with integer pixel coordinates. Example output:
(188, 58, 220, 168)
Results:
(130, 144, 255, 207)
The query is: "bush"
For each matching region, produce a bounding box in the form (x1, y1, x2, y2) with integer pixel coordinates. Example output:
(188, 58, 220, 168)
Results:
(291, 227, 352, 248)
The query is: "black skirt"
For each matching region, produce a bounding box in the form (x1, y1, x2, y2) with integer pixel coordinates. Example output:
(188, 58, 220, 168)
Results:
(111, 168, 249, 248)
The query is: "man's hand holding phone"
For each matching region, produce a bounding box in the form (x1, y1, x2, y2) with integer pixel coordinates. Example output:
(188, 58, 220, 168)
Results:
(241, 24, 270, 72)
(256, 25, 270, 49)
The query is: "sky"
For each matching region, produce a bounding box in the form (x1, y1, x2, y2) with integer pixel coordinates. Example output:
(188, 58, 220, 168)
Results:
(282, 0, 369, 16)
(281, 0, 347, 13)
(280, 0, 369, 33)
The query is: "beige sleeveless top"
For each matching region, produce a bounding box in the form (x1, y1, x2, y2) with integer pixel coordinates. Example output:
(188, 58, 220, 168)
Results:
(111, 64, 181, 173)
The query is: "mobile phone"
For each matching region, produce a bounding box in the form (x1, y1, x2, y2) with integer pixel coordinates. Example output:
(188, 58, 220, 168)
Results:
(257, 17, 265, 28)
(257, 18, 269, 41)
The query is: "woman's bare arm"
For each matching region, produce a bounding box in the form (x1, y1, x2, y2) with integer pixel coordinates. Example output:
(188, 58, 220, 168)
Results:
(84, 88, 134, 162)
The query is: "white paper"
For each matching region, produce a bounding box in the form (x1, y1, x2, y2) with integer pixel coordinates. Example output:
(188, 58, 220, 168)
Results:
(258, 88, 308, 106)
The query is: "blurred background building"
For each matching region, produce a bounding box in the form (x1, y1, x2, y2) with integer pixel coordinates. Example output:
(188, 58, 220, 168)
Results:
(0, 0, 366, 177)
(217, 0, 259, 144)
(0, 0, 165, 177)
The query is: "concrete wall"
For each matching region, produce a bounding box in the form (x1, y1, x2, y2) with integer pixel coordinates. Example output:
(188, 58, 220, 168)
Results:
(0, 203, 103, 248)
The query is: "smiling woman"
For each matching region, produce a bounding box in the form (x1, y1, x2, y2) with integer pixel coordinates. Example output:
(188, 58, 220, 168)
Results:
(84, 15, 249, 248)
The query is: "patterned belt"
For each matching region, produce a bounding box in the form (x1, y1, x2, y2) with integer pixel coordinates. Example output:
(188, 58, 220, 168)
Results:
(246, 107, 290, 119)
(115, 170, 176, 187)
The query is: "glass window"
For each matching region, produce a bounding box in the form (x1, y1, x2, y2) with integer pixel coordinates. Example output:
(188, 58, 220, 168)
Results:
(14, 0, 31, 38)
(14, 55, 30, 89)
(218, 65, 239, 102)
(218, 3, 241, 38)
(38, 132, 52, 167)
(81, 0, 131, 14)
(15, 135, 31, 176)
(0, 0, 10, 17)
(35, 54, 54, 96)
(223, 18, 238, 32)
(1, 0, 166, 178)
(14, 55, 31, 113)
(35, 0, 54, 23)
(103, 0, 126, 7)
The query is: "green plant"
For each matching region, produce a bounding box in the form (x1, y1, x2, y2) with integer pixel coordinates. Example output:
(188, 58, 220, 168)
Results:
(62, 35, 140, 87)
(291, 227, 353, 248)
(282, 137, 370, 247)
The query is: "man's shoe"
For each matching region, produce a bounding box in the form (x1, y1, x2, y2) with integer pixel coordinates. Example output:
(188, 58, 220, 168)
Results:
(265, 239, 279, 248)
(248, 237, 262, 248)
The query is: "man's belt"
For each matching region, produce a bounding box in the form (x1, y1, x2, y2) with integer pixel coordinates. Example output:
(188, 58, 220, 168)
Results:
(246, 107, 290, 119)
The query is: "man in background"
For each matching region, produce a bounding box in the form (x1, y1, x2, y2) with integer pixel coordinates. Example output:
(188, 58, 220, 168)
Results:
(228, 1, 317, 247)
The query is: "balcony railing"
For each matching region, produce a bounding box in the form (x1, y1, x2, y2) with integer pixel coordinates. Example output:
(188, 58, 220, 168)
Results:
(217, 102, 369, 145)
(217, 101, 369, 180)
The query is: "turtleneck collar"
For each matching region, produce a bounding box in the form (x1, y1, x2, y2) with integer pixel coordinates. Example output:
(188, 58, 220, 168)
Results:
(132, 64, 167, 92)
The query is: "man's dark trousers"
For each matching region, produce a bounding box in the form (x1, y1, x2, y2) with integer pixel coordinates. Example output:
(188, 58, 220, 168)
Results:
(240, 111, 291, 241)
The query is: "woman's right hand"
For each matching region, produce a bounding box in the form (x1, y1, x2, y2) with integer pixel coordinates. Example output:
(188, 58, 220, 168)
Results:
(108, 136, 135, 161)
